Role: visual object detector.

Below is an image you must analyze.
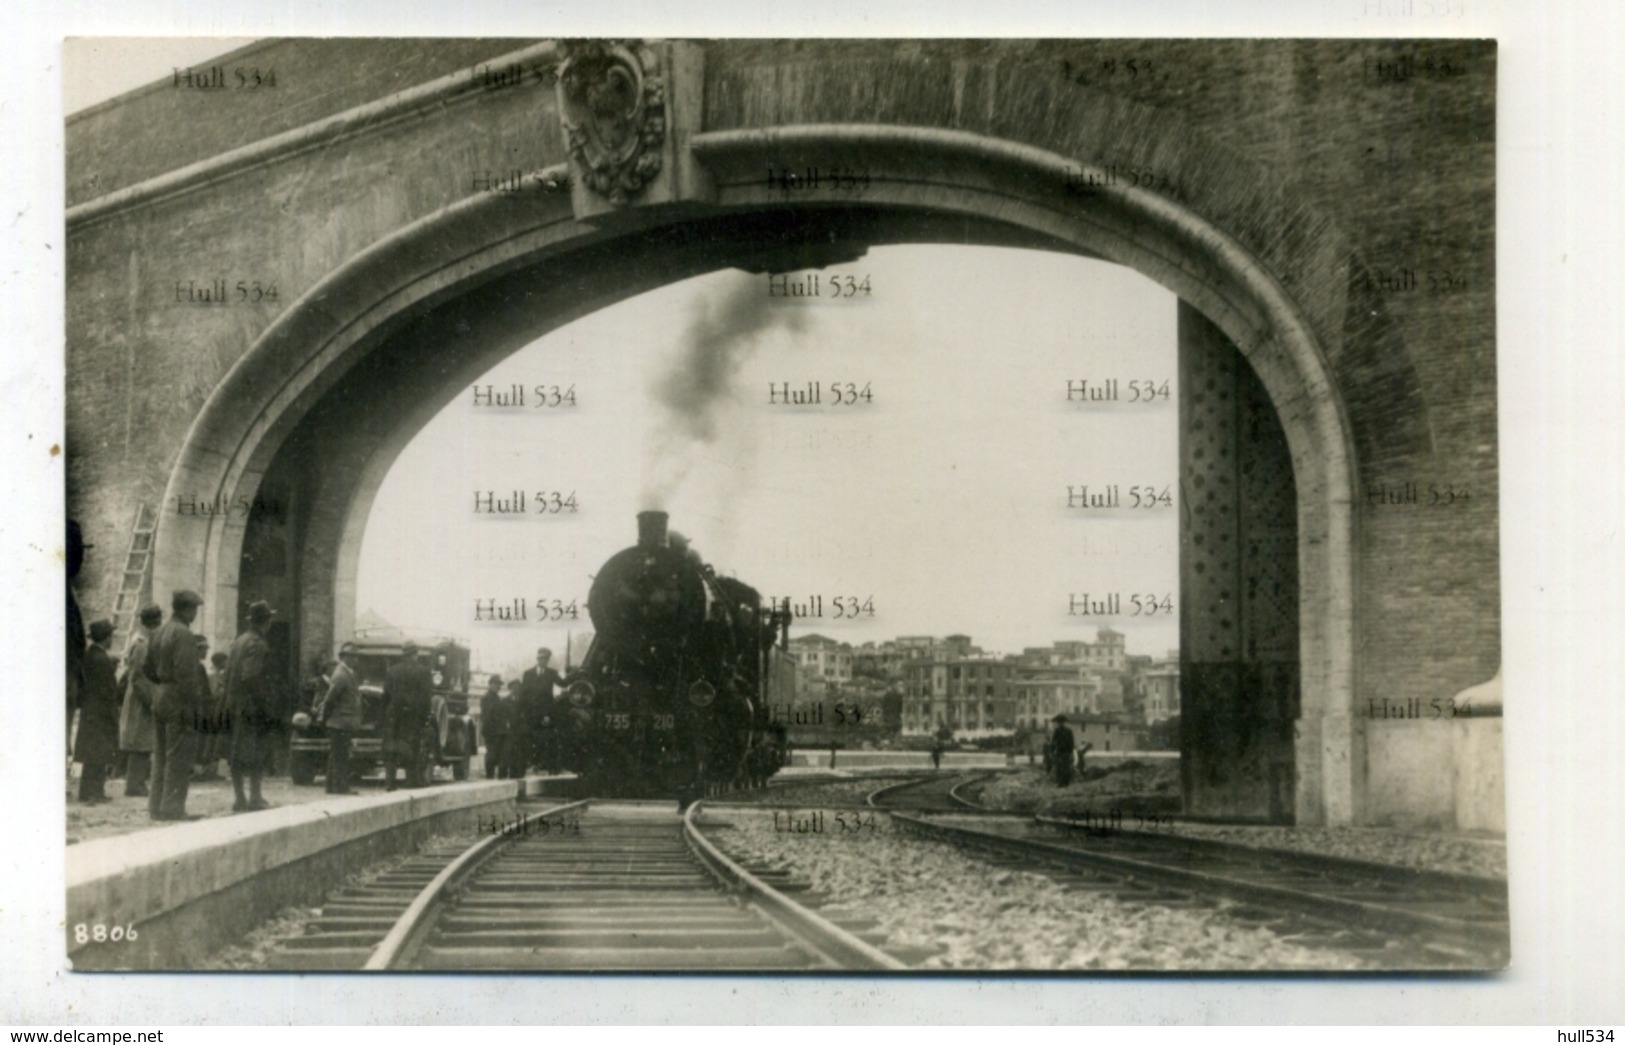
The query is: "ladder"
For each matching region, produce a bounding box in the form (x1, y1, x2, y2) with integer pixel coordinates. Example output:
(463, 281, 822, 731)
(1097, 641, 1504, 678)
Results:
(113, 502, 157, 653)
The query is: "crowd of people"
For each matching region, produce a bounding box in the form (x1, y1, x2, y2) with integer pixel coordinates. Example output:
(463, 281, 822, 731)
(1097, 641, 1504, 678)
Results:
(475, 647, 573, 780)
(66, 518, 581, 823)
(308, 638, 450, 794)
(66, 585, 287, 822)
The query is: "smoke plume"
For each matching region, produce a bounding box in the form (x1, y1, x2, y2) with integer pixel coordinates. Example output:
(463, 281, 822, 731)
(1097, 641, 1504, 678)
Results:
(641, 276, 807, 509)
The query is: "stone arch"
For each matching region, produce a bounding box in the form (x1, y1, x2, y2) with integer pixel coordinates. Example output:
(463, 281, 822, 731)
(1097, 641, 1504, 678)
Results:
(156, 114, 1384, 823)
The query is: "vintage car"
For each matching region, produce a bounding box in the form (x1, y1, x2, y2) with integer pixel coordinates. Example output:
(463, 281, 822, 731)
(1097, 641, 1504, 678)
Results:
(289, 636, 479, 786)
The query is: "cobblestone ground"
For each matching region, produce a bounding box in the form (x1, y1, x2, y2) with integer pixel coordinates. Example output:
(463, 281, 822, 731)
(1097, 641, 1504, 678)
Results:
(712, 808, 1374, 971)
(973, 765, 1505, 879)
(64, 761, 472, 845)
(1155, 822, 1507, 880)
(974, 763, 1182, 816)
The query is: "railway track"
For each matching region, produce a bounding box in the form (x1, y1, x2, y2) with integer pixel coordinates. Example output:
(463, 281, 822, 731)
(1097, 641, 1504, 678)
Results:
(884, 809, 1509, 968)
(267, 799, 904, 971)
(865, 772, 993, 813)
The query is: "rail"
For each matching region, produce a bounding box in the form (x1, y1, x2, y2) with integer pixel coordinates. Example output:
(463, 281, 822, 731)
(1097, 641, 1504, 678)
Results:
(365, 799, 589, 969)
(683, 801, 906, 971)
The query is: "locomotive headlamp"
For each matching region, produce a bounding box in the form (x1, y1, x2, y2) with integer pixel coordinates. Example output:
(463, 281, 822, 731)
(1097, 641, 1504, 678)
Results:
(688, 680, 716, 708)
(568, 680, 595, 707)
(290, 711, 312, 729)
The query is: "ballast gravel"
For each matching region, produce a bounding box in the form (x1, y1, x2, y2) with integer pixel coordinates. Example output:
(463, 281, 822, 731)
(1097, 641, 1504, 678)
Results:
(710, 808, 1376, 970)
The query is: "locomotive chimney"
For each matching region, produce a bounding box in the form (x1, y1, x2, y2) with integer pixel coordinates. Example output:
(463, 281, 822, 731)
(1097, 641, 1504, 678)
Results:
(637, 510, 670, 549)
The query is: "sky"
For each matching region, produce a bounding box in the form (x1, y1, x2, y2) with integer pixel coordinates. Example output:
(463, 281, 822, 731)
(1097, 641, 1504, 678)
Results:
(355, 245, 1180, 677)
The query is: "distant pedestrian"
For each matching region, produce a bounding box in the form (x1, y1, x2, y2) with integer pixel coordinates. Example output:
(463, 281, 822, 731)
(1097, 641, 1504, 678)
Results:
(225, 601, 281, 811)
(318, 644, 362, 795)
(147, 589, 206, 821)
(930, 740, 944, 770)
(74, 620, 120, 804)
(1049, 715, 1076, 788)
(118, 604, 163, 798)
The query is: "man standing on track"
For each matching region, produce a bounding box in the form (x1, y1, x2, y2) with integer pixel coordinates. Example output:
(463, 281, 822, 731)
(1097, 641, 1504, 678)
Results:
(147, 589, 206, 821)
(382, 640, 434, 790)
(1049, 714, 1077, 788)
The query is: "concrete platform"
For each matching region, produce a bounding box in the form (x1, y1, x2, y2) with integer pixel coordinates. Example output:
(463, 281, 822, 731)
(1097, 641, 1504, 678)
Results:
(66, 777, 573, 970)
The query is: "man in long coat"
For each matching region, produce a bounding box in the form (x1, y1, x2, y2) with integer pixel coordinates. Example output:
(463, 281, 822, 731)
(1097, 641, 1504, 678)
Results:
(479, 675, 509, 780)
(147, 589, 206, 821)
(65, 521, 87, 759)
(225, 601, 281, 811)
(1049, 714, 1077, 788)
(74, 620, 121, 803)
(521, 648, 563, 773)
(382, 641, 434, 790)
(118, 604, 162, 797)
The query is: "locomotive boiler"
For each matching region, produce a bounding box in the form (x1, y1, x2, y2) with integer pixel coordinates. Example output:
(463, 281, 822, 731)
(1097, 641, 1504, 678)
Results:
(567, 511, 790, 802)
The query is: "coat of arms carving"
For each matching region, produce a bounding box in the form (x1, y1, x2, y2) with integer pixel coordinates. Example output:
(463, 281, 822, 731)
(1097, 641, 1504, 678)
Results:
(557, 40, 667, 206)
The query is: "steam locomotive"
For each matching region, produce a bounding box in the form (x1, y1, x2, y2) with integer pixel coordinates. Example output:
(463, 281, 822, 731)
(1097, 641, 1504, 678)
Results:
(566, 511, 791, 802)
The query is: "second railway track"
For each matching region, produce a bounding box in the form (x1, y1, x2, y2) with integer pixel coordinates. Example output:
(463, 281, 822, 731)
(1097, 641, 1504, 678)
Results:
(885, 809, 1510, 968)
(862, 772, 1507, 967)
(866, 772, 994, 812)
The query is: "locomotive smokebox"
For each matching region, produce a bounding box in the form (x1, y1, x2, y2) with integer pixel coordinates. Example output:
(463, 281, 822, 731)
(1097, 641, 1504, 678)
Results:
(637, 510, 670, 549)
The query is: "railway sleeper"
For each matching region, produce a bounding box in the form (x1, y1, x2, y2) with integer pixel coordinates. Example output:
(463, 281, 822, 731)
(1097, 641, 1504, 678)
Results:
(456, 892, 736, 908)
(265, 947, 378, 971)
(428, 927, 790, 949)
(438, 912, 763, 933)
(407, 944, 823, 971)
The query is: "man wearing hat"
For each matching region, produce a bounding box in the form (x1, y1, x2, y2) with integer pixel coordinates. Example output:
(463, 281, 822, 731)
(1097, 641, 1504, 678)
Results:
(316, 643, 362, 795)
(479, 674, 509, 780)
(225, 600, 282, 811)
(74, 620, 121, 803)
(146, 589, 206, 820)
(118, 604, 163, 797)
(1049, 714, 1077, 788)
(382, 640, 435, 790)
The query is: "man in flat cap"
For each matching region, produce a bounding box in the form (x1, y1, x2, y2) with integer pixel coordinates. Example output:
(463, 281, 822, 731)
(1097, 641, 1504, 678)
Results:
(118, 603, 163, 797)
(146, 589, 206, 820)
(382, 640, 434, 790)
(225, 600, 282, 811)
(74, 620, 121, 803)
